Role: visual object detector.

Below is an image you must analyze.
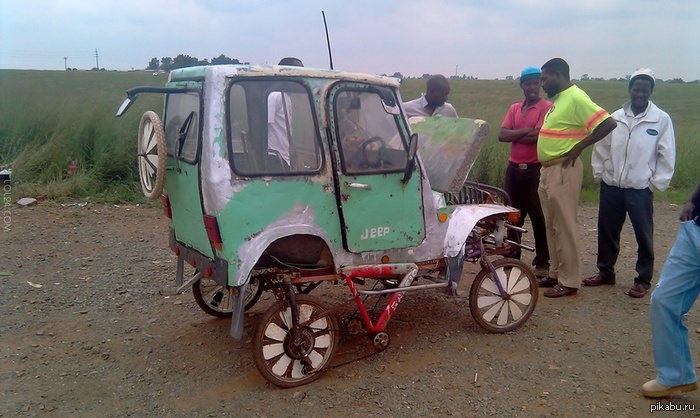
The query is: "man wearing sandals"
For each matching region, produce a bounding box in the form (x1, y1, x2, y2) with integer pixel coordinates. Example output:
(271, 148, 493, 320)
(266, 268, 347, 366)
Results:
(643, 180, 700, 398)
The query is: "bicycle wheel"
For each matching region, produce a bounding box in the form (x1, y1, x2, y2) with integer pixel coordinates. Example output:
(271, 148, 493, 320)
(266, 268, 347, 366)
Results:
(192, 276, 262, 318)
(469, 258, 538, 333)
(253, 294, 339, 388)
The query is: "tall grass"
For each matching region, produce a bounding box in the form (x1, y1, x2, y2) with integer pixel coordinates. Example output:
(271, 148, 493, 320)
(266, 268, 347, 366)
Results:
(400, 78, 700, 202)
(1, 70, 698, 203)
(0, 70, 162, 201)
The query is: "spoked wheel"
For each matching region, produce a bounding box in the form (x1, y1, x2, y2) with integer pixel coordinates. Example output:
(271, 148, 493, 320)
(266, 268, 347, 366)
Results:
(469, 258, 538, 333)
(192, 276, 263, 318)
(253, 294, 339, 388)
(137, 111, 167, 199)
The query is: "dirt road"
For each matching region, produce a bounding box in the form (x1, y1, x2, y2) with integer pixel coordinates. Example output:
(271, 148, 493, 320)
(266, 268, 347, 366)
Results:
(1, 201, 698, 417)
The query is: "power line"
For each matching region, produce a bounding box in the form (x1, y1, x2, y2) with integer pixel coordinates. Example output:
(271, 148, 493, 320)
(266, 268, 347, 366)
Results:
(0, 49, 95, 59)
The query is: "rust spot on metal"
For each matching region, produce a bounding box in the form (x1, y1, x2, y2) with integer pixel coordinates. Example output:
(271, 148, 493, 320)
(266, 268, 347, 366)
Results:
(341, 193, 350, 202)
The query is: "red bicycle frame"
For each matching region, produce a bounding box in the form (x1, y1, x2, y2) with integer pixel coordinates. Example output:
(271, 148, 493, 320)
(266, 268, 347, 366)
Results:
(341, 264, 418, 333)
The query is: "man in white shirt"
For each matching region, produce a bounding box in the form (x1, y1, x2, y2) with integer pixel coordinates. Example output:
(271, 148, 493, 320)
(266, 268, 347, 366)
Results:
(585, 68, 676, 298)
(402, 74, 458, 119)
(268, 57, 303, 170)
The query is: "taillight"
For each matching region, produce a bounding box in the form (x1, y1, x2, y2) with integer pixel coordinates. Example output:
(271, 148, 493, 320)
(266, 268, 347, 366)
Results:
(161, 195, 172, 219)
(203, 215, 223, 251)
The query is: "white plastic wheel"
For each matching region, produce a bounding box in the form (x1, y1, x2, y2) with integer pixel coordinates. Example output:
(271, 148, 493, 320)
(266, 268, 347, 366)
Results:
(137, 111, 167, 199)
(469, 258, 538, 333)
(253, 294, 339, 388)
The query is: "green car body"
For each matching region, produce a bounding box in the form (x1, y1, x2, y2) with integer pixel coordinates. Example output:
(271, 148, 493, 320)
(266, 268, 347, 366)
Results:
(119, 64, 514, 338)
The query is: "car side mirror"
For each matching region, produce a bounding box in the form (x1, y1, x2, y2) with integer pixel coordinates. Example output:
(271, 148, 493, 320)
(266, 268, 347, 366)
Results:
(402, 133, 418, 183)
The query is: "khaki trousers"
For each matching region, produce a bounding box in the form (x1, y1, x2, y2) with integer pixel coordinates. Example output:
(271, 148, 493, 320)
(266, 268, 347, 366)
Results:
(538, 159, 583, 288)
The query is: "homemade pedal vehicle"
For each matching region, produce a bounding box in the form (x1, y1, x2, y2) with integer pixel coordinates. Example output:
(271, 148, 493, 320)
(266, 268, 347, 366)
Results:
(116, 64, 538, 388)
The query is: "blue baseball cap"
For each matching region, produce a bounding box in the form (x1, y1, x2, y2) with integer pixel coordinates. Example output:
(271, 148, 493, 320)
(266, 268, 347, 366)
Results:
(520, 66, 541, 82)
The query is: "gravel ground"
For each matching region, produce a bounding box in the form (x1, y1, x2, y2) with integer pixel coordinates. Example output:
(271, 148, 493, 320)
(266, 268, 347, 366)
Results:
(1, 201, 699, 417)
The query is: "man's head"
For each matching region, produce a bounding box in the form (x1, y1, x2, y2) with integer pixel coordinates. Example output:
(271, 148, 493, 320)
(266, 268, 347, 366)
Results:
(628, 68, 654, 112)
(540, 58, 570, 98)
(519, 66, 542, 102)
(424, 74, 451, 108)
(278, 57, 304, 67)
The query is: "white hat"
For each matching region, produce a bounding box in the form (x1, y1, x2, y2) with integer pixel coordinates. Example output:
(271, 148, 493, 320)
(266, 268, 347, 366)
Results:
(629, 68, 655, 89)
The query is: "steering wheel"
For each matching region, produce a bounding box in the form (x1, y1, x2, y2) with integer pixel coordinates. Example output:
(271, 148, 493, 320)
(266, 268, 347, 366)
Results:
(355, 136, 387, 169)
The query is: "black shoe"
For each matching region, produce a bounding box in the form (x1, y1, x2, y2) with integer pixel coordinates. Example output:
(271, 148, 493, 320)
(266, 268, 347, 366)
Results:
(544, 284, 578, 298)
(538, 276, 558, 288)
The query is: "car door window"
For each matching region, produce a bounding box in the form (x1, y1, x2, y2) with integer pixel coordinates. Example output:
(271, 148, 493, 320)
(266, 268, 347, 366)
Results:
(164, 92, 200, 162)
(333, 90, 407, 174)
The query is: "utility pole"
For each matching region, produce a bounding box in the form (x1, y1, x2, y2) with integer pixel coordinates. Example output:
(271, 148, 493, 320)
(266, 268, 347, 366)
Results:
(455, 65, 458, 77)
(95, 48, 99, 70)
(64, 57, 67, 71)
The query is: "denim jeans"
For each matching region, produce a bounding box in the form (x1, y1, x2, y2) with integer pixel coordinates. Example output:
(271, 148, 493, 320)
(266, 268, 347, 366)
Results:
(650, 220, 700, 386)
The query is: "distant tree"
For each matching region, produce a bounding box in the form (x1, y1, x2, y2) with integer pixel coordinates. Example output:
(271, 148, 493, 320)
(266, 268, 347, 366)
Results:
(667, 78, 684, 84)
(421, 73, 431, 79)
(172, 54, 199, 69)
(161, 57, 173, 72)
(505, 75, 514, 81)
(391, 72, 403, 81)
(147, 58, 159, 70)
(211, 54, 240, 65)
(581, 73, 589, 81)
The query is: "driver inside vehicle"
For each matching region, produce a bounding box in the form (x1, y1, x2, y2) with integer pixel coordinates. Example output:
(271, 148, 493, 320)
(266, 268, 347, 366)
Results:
(338, 105, 380, 171)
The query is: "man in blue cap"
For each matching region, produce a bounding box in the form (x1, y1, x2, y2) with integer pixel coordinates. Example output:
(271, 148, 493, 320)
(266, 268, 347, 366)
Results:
(497, 66, 552, 278)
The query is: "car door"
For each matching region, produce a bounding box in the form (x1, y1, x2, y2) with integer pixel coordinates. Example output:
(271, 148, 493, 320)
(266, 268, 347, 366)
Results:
(163, 86, 214, 258)
(329, 83, 425, 253)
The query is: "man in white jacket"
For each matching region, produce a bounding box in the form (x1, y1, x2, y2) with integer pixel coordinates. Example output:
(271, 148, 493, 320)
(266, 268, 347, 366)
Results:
(585, 68, 676, 298)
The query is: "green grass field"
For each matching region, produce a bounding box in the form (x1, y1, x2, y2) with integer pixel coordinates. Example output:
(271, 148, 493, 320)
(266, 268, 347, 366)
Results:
(400, 78, 700, 203)
(1, 70, 698, 203)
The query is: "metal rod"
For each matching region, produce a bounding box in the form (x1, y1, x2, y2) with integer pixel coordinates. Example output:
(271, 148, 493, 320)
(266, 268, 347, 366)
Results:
(505, 223, 527, 233)
(506, 239, 535, 252)
(322, 11, 334, 70)
(175, 271, 203, 294)
(356, 281, 448, 295)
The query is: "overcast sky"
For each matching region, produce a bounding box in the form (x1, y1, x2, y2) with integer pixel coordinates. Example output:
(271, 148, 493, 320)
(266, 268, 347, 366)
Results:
(1, 0, 698, 81)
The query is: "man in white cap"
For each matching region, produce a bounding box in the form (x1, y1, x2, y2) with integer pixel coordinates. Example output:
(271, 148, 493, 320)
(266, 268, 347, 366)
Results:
(584, 68, 676, 298)
(498, 66, 552, 279)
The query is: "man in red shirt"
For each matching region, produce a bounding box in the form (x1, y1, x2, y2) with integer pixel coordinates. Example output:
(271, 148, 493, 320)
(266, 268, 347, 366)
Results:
(498, 66, 552, 278)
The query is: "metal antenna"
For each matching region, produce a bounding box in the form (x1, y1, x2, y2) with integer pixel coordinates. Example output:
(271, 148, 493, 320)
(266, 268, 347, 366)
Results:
(322, 11, 334, 70)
